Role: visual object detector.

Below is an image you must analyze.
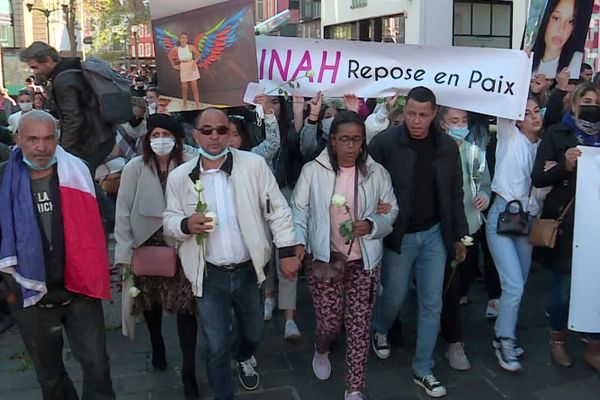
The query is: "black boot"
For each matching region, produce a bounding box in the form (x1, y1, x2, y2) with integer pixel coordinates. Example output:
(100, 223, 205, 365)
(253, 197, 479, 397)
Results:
(178, 313, 199, 398)
(144, 306, 167, 371)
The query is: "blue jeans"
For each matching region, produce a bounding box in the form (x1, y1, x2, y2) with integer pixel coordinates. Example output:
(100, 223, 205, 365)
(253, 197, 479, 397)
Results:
(548, 272, 600, 339)
(373, 224, 447, 377)
(486, 197, 533, 340)
(195, 266, 264, 400)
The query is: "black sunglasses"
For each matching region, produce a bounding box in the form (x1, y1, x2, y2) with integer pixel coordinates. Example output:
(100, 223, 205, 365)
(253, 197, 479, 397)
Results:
(193, 126, 230, 136)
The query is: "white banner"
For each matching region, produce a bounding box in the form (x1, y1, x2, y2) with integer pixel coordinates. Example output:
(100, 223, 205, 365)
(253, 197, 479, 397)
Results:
(569, 146, 600, 333)
(256, 36, 532, 120)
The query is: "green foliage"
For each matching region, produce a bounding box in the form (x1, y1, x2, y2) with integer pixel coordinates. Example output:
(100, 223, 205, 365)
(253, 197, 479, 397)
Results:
(83, 0, 150, 64)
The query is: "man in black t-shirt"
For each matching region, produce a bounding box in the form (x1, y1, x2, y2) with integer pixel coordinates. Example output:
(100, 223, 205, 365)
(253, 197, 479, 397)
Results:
(369, 87, 468, 399)
(0, 110, 115, 399)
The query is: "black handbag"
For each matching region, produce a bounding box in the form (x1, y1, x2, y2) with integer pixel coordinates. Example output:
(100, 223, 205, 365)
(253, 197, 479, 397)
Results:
(497, 200, 530, 236)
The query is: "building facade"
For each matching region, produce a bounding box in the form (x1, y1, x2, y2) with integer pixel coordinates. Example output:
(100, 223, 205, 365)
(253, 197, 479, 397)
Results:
(297, 0, 321, 38)
(129, 22, 155, 68)
(321, 0, 528, 49)
(584, 0, 600, 71)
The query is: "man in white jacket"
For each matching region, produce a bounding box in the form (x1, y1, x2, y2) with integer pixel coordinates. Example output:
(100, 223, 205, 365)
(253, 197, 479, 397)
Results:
(163, 108, 300, 400)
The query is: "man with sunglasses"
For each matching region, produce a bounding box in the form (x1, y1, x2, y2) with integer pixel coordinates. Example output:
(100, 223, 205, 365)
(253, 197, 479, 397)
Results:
(163, 108, 300, 400)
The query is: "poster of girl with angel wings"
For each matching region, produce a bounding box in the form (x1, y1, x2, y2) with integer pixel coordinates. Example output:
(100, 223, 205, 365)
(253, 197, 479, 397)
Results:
(149, 0, 257, 111)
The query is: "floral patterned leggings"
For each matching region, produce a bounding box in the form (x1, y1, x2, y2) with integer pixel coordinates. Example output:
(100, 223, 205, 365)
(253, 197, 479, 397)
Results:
(308, 259, 381, 392)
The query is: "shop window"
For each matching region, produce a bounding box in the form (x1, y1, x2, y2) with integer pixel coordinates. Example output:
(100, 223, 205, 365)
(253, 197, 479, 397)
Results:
(453, 0, 512, 49)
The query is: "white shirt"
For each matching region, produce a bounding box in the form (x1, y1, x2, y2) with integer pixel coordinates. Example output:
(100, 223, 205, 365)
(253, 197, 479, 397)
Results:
(536, 51, 583, 79)
(492, 118, 548, 216)
(200, 164, 251, 266)
(8, 111, 22, 133)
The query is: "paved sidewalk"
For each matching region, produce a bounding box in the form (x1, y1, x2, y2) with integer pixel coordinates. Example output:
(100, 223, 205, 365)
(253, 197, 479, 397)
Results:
(1, 266, 599, 399)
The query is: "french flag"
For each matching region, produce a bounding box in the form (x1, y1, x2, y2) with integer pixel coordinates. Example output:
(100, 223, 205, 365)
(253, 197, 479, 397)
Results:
(0, 146, 110, 307)
(56, 146, 111, 300)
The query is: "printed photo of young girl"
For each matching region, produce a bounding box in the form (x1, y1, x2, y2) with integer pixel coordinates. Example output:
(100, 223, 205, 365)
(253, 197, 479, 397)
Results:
(530, 0, 594, 78)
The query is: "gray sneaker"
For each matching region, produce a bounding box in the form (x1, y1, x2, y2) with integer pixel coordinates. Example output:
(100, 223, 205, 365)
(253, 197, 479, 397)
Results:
(445, 342, 471, 371)
(312, 351, 331, 380)
(284, 320, 301, 341)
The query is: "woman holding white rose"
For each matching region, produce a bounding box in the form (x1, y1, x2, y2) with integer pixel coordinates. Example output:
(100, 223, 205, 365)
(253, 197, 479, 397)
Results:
(114, 113, 199, 399)
(291, 111, 398, 400)
(437, 107, 492, 371)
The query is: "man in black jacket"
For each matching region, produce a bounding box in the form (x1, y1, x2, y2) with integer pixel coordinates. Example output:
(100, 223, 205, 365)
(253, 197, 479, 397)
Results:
(369, 87, 468, 398)
(19, 42, 115, 171)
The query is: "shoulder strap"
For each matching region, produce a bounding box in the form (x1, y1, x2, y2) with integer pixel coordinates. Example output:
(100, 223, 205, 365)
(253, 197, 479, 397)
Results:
(557, 196, 575, 222)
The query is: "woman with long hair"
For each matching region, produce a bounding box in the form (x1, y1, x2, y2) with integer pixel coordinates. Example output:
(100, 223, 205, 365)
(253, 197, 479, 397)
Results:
(531, 0, 590, 77)
(168, 33, 201, 110)
(292, 111, 398, 400)
(531, 82, 600, 373)
(486, 97, 548, 372)
(115, 114, 200, 399)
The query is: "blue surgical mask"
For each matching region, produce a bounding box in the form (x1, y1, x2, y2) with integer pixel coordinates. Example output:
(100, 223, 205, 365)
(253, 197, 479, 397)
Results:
(448, 126, 470, 142)
(321, 117, 334, 138)
(198, 146, 229, 161)
(22, 154, 57, 171)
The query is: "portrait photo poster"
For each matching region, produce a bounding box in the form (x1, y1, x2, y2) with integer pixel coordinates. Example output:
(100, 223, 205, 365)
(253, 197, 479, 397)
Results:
(524, 0, 593, 79)
(149, 0, 258, 112)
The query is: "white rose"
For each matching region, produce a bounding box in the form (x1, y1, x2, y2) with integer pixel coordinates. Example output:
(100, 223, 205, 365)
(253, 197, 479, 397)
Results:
(129, 286, 141, 298)
(194, 180, 204, 192)
(204, 211, 217, 233)
(331, 194, 347, 208)
(461, 235, 474, 247)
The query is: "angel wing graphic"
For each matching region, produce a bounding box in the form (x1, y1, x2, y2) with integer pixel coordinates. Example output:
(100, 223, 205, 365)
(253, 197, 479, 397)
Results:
(193, 6, 249, 69)
(153, 26, 179, 52)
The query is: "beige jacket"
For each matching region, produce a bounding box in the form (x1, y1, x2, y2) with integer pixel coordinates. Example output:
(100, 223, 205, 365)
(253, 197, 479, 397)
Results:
(114, 154, 193, 265)
(163, 149, 297, 297)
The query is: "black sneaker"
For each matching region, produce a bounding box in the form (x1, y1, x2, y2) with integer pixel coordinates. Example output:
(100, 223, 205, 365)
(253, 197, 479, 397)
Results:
(372, 332, 391, 359)
(413, 374, 447, 398)
(237, 356, 259, 391)
(492, 336, 524, 358)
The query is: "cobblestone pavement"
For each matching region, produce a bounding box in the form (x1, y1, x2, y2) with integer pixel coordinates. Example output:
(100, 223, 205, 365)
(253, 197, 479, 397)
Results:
(1, 265, 599, 399)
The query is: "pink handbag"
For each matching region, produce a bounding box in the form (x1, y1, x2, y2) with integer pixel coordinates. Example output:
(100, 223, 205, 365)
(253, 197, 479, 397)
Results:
(132, 246, 177, 278)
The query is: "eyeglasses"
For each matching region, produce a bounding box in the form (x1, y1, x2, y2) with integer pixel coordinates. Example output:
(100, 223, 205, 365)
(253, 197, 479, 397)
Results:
(193, 126, 230, 136)
(333, 136, 363, 144)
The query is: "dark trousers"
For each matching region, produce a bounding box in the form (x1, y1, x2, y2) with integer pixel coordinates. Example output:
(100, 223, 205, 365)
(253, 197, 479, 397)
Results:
(195, 267, 263, 400)
(441, 259, 463, 344)
(457, 230, 482, 299)
(10, 296, 115, 400)
(143, 305, 198, 372)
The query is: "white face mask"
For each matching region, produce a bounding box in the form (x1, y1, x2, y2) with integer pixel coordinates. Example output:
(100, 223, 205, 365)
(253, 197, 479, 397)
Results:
(148, 103, 157, 114)
(150, 137, 175, 156)
(19, 102, 33, 112)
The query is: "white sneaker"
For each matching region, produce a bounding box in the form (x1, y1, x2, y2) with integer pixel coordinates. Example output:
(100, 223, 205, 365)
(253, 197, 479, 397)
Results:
(344, 390, 365, 400)
(485, 298, 499, 319)
(264, 298, 276, 321)
(494, 337, 522, 372)
(312, 351, 331, 380)
(284, 320, 301, 341)
(445, 342, 471, 371)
